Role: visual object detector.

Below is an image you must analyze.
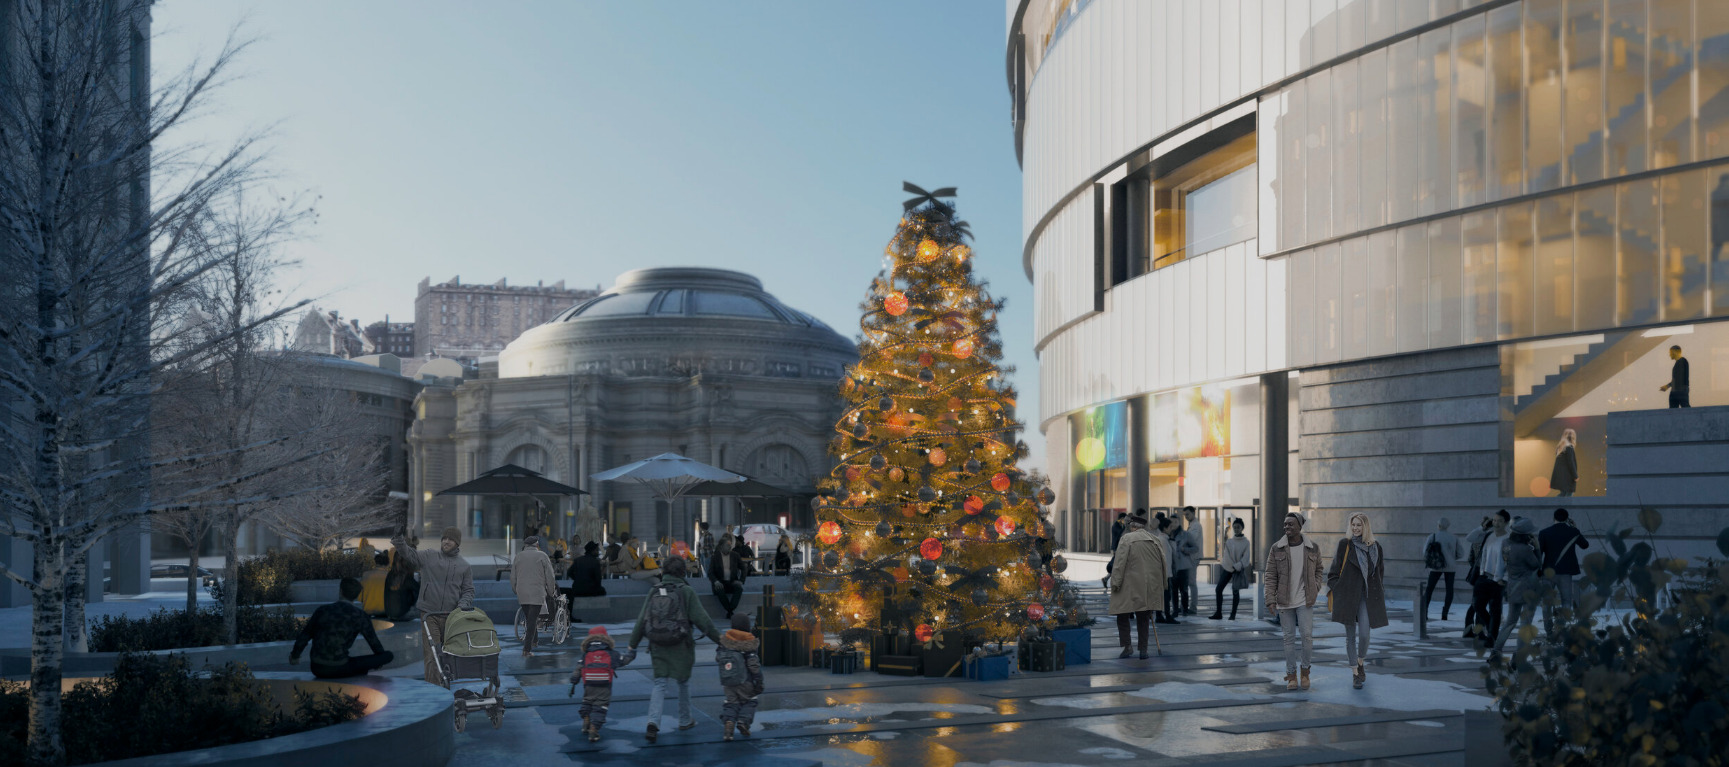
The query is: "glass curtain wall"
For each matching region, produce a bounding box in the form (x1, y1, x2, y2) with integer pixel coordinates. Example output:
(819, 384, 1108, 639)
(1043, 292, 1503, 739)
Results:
(1288, 167, 1729, 368)
(1261, 0, 1729, 257)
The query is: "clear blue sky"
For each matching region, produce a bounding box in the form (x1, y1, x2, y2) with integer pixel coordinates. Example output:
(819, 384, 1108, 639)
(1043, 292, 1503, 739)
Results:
(151, 1, 1042, 469)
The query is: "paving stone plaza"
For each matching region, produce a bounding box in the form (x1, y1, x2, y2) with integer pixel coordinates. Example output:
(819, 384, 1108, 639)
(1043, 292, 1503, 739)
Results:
(421, 588, 1497, 767)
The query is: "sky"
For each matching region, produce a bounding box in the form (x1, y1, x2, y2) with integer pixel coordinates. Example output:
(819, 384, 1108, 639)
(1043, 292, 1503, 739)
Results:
(149, 0, 1044, 471)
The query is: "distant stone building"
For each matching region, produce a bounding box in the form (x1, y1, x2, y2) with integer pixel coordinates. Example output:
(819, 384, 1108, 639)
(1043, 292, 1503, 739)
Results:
(412, 276, 599, 363)
(291, 307, 370, 358)
(364, 318, 415, 357)
(407, 268, 855, 553)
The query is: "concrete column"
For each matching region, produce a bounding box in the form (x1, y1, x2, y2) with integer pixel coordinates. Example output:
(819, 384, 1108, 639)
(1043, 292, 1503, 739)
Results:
(1258, 372, 1289, 562)
(1127, 396, 1149, 515)
(106, 523, 150, 595)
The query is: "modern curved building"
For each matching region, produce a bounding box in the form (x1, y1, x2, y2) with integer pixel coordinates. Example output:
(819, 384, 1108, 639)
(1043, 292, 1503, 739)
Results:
(1010, 0, 1729, 580)
(407, 267, 856, 551)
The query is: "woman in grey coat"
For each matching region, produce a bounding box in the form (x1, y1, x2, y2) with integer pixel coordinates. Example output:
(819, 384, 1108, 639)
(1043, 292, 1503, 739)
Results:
(1326, 513, 1387, 689)
(1493, 516, 1545, 655)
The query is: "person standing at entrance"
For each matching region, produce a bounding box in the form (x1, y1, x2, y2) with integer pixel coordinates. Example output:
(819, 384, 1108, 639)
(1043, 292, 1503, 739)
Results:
(1180, 507, 1202, 615)
(1327, 513, 1387, 690)
(391, 526, 475, 685)
(1660, 345, 1690, 408)
(1168, 514, 1199, 618)
(1211, 518, 1252, 620)
(1537, 508, 1589, 636)
(1108, 514, 1167, 659)
(1422, 518, 1465, 621)
(1263, 512, 1322, 690)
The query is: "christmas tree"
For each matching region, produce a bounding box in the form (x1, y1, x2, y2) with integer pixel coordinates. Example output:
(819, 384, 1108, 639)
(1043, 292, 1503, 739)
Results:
(800, 183, 1079, 647)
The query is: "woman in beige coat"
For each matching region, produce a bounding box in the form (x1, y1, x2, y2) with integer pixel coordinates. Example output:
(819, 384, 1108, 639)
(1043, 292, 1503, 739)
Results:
(1326, 513, 1387, 689)
(1109, 514, 1168, 659)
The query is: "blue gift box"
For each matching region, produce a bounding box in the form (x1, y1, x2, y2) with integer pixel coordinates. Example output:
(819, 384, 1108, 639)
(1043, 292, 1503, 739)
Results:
(1049, 628, 1092, 666)
(963, 654, 1011, 682)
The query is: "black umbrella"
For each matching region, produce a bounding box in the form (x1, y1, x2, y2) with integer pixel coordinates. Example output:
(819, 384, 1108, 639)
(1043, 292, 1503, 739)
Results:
(435, 463, 588, 497)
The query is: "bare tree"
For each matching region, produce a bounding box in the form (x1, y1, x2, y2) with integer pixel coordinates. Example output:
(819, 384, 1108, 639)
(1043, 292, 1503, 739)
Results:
(258, 362, 396, 552)
(0, 4, 307, 763)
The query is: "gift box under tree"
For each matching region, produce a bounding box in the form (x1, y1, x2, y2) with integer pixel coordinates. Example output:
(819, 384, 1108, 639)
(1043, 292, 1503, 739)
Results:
(964, 653, 1011, 682)
(1048, 627, 1091, 666)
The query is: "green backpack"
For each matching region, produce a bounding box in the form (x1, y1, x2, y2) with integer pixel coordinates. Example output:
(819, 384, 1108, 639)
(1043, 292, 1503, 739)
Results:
(442, 608, 499, 657)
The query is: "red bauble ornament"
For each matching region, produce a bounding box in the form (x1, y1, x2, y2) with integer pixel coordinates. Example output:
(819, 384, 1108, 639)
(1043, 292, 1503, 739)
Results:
(817, 521, 843, 545)
(844, 465, 862, 482)
(1027, 603, 1046, 621)
(963, 495, 984, 515)
(953, 338, 975, 359)
(995, 516, 1017, 537)
(918, 352, 934, 367)
(991, 473, 1012, 492)
(891, 567, 909, 583)
(884, 292, 909, 316)
(1040, 575, 1056, 593)
(928, 447, 947, 466)
(899, 504, 918, 518)
(920, 537, 943, 561)
(915, 624, 934, 643)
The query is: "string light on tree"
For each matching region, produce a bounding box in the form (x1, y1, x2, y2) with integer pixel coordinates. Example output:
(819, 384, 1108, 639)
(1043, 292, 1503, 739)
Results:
(798, 182, 1082, 646)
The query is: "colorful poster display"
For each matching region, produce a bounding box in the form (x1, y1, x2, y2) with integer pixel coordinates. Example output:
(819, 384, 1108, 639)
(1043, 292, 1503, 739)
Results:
(1152, 385, 1231, 462)
(1073, 400, 1128, 471)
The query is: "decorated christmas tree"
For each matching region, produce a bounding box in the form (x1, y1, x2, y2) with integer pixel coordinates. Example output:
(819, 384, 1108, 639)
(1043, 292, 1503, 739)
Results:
(800, 183, 1079, 647)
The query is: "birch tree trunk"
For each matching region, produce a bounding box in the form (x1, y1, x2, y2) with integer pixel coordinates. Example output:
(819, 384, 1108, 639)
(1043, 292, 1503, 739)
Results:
(62, 546, 89, 653)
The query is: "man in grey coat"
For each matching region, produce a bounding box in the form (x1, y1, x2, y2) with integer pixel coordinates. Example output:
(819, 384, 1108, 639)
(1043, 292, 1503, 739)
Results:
(512, 535, 560, 657)
(391, 526, 475, 685)
(1180, 507, 1203, 615)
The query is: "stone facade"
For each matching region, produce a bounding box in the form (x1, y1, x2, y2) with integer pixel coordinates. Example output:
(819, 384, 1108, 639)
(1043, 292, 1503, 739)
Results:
(408, 268, 855, 552)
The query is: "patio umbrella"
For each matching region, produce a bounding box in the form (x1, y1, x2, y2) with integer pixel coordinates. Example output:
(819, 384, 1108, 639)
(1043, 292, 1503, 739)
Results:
(590, 452, 743, 502)
(435, 463, 588, 498)
(684, 474, 794, 497)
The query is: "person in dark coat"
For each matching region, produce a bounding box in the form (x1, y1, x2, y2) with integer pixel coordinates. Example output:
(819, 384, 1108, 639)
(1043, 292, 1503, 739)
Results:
(709, 534, 748, 619)
(1660, 345, 1690, 408)
(1102, 511, 1132, 587)
(1537, 508, 1589, 635)
(291, 577, 394, 678)
(1549, 429, 1578, 497)
(1326, 513, 1387, 690)
(732, 535, 756, 576)
(563, 541, 607, 623)
(773, 535, 793, 575)
(1494, 517, 1545, 655)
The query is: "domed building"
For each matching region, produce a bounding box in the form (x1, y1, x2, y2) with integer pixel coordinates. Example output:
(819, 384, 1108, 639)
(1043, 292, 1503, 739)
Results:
(406, 267, 855, 554)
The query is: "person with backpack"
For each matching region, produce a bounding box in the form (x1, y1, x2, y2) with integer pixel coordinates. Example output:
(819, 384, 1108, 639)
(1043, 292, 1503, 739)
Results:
(626, 556, 720, 742)
(1421, 518, 1466, 621)
(391, 526, 475, 685)
(568, 626, 633, 743)
(716, 613, 764, 741)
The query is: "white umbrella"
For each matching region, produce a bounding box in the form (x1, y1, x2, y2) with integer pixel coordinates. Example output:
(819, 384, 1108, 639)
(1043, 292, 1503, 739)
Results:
(590, 452, 744, 502)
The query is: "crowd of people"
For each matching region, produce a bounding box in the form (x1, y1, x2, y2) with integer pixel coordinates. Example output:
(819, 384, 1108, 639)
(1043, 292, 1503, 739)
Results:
(1107, 505, 1587, 691)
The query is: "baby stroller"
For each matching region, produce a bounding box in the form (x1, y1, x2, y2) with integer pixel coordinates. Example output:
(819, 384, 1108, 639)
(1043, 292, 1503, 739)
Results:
(428, 607, 504, 732)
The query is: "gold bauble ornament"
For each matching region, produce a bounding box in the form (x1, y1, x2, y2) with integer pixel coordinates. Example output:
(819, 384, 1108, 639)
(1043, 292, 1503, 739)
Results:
(917, 238, 941, 262)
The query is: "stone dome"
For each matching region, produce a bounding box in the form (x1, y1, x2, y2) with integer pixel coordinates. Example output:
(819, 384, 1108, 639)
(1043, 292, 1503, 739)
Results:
(497, 267, 856, 379)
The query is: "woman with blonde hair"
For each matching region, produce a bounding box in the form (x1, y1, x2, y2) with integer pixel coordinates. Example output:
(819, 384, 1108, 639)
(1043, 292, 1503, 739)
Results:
(1549, 429, 1578, 497)
(1326, 512, 1387, 689)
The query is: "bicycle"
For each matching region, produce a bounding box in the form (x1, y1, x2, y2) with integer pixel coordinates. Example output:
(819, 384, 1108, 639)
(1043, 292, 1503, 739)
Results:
(514, 594, 571, 646)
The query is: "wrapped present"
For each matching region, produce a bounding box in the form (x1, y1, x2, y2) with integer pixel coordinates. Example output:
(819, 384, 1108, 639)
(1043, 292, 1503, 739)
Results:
(1025, 640, 1066, 673)
(1049, 628, 1092, 666)
(754, 627, 788, 666)
(872, 630, 914, 660)
(920, 630, 965, 678)
(757, 585, 784, 629)
(786, 628, 811, 667)
(812, 646, 835, 669)
(874, 654, 922, 676)
(829, 650, 859, 674)
(964, 653, 1011, 682)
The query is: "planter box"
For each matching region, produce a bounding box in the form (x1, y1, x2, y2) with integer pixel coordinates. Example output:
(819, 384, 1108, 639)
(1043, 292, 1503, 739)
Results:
(1049, 628, 1092, 666)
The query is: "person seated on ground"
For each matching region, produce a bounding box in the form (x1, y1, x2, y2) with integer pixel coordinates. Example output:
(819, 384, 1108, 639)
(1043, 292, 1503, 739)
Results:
(291, 577, 394, 679)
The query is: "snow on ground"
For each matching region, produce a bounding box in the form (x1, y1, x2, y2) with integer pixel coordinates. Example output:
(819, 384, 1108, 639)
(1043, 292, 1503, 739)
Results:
(1078, 746, 1140, 759)
(1244, 660, 1493, 712)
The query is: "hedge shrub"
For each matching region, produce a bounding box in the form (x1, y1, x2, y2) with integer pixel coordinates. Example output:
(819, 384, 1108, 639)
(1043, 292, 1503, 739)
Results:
(0, 652, 364, 766)
(1485, 510, 1729, 767)
(88, 605, 303, 652)
(210, 548, 370, 606)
